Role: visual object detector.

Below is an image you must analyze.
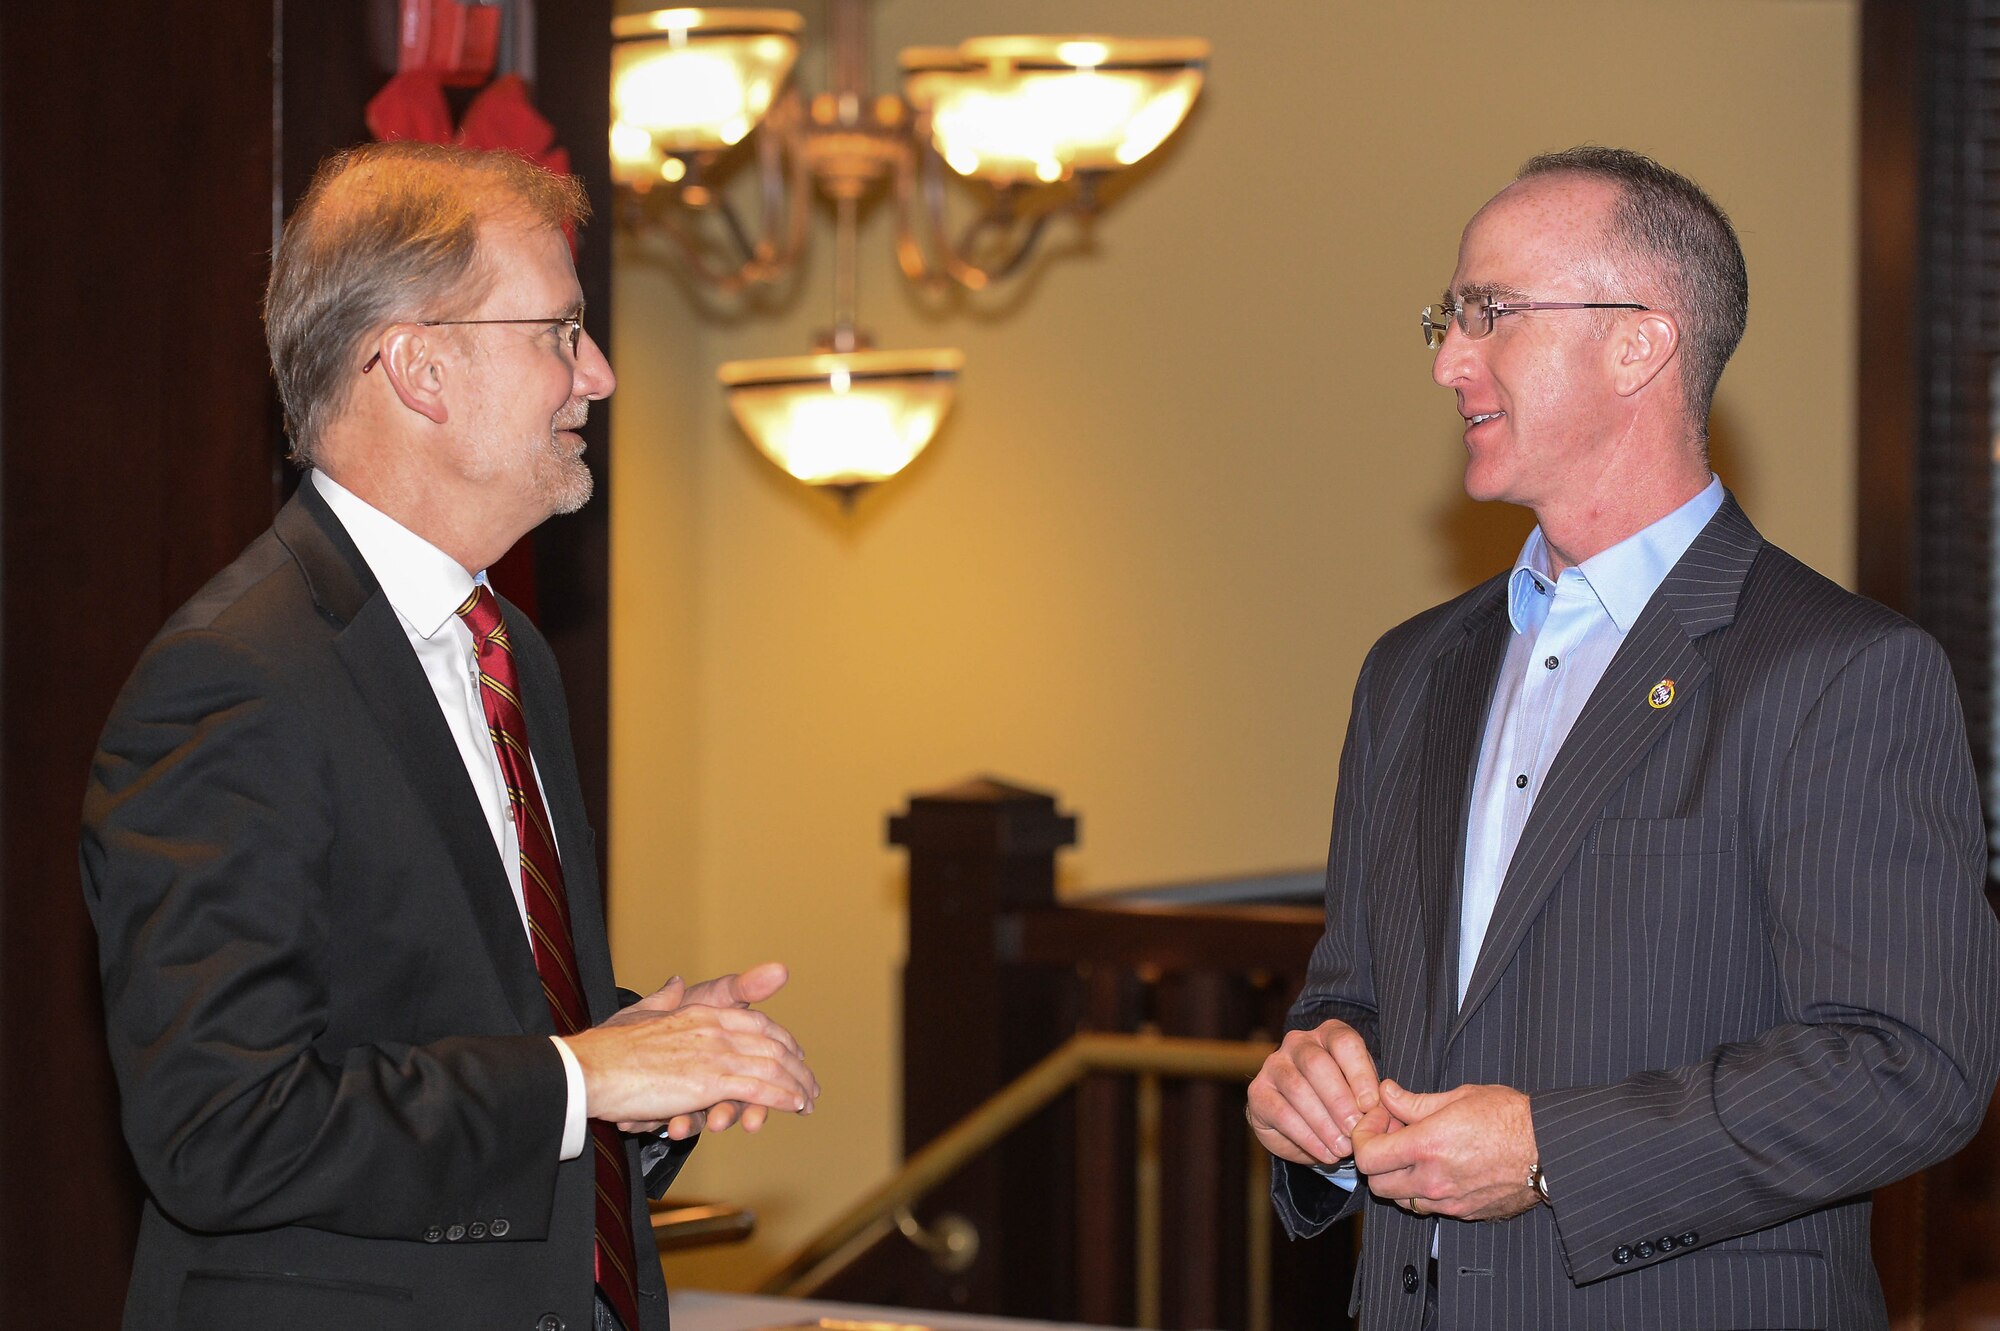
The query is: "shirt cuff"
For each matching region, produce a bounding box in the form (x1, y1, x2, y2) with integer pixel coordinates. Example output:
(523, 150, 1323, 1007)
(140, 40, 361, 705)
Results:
(550, 1035, 587, 1161)
(1312, 1161, 1361, 1191)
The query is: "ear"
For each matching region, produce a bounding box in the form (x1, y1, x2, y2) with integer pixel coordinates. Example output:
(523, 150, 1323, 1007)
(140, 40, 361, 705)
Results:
(1610, 311, 1680, 399)
(374, 325, 451, 426)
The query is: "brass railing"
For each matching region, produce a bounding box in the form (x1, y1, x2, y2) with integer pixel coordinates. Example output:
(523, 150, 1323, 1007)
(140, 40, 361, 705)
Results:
(757, 1030, 1275, 1331)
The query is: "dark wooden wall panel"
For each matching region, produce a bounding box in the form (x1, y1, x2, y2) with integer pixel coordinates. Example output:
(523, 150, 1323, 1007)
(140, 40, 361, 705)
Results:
(1856, 0, 1919, 616)
(1859, 3, 2000, 1325)
(0, 2, 613, 1322)
(0, 4, 284, 1324)
(528, 0, 616, 896)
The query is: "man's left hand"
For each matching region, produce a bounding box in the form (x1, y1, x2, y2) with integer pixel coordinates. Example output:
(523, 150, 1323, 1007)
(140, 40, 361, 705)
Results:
(615, 962, 797, 1138)
(1350, 1080, 1539, 1221)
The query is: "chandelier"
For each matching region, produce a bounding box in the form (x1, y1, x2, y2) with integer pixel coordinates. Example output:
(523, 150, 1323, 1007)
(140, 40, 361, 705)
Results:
(610, 3, 1209, 504)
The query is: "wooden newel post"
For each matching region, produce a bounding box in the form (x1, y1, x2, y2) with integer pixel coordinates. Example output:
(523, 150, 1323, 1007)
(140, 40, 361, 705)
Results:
(888, 776, 1078, 1316)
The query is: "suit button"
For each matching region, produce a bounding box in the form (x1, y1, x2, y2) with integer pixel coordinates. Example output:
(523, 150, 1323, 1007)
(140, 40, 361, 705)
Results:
(1679, 1230, 1698, 1247)
(492, 1218, 511, 1237)
(469, 1221, 488, 1239)
(1657, 1234, 1676, 1252)
(1636, 1240, 1655, 1259)
(446, 1224, 466, 1242)
(536, 1316, 564, 1331)
(1613, 1245, 1633, 1264)
(1403, 1263, 1419, 1293)
(423, 1225, 444, 1243)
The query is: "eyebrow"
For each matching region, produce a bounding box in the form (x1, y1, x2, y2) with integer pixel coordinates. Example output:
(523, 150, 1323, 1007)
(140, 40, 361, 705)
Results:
(1449, 281, 1531, 303)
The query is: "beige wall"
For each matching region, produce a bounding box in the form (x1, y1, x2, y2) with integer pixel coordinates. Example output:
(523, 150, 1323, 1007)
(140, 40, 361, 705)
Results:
(607, 0, 1859, 1291)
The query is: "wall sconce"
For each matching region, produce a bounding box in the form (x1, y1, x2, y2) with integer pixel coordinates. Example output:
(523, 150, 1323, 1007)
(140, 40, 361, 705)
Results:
(611, 4, 1208, 504)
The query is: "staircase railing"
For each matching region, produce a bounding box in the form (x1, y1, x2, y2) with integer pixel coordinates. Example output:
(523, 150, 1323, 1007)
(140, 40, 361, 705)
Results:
(777, 777, 1354, 1331)
(760, 1031, 1273, 1329)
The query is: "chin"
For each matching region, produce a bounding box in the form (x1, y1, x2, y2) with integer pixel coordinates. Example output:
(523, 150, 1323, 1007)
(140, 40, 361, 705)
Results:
(1463, 461, 1509, 505)
(550, 468, 594, 516)
(536, 443, 594, 516)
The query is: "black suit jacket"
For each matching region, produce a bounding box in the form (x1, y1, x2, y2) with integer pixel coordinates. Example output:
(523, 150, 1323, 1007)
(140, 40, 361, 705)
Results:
(1274, 498, 2000, 1330)
(81, 480, 678, 1331)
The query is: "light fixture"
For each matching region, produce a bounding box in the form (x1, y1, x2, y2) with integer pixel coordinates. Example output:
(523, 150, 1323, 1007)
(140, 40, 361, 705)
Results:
(718, 348, 964, 506)
(611, 2, 1208, 504)
(610, 9, 803, 167)
(901, 37, 1209, 182)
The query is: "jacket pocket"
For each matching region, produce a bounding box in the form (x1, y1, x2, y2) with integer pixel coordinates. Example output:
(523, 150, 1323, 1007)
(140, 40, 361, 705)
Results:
(1590, 815, 1737, 857)
(177, 1268, 416, 1331)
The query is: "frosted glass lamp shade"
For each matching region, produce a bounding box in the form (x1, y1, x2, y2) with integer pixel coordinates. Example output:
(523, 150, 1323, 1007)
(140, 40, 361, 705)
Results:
(718, 348, 965, 490)
(902, 36, 1208, 185)
(611, 8, 803, 163)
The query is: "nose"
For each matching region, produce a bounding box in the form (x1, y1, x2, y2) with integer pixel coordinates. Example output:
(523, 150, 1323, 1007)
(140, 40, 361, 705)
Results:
(1431, 323, 1474, 389)
(574, 326, 616, 400)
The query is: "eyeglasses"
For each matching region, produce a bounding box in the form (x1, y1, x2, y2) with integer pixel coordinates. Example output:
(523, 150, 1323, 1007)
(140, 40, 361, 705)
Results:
(1420, 294, 1648, 350)
(360, 314, 585, 373)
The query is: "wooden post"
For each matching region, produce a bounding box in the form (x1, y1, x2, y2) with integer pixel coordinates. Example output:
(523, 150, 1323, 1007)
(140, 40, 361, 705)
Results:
(889, 777, 1078, 1317)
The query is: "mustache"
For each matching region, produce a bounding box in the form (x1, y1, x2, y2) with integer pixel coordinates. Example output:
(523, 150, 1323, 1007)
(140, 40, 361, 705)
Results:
(555, 399, 590, 432)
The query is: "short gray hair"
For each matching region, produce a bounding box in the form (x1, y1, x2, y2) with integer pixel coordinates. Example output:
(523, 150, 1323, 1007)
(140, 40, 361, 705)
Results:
(264, 142, 589, 465)
(1518, 146, 1747, 433)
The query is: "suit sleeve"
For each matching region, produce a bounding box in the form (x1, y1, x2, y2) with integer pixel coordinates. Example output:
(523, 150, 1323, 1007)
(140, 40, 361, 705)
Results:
(80, 626, 569, 1241)
(1531, 623, 2000, 1283)
(1271, 650, 1383, 1238)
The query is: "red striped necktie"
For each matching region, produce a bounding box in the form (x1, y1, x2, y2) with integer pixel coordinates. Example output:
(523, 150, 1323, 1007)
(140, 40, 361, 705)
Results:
(457, 584, 643, 1331)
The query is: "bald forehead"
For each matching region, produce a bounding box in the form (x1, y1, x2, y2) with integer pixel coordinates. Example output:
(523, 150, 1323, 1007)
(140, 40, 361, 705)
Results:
(1474, 172, 1621, 243)
(1450, 171, 1626, 299)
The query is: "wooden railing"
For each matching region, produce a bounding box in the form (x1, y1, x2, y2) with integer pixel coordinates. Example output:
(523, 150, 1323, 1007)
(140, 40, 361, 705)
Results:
(761, 1030, 1273, 1326)
(800, 777, 1356, 1330)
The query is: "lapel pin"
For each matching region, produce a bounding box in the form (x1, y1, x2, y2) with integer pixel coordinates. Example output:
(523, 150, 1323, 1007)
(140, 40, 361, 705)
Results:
(1648, 678, 1676, 709)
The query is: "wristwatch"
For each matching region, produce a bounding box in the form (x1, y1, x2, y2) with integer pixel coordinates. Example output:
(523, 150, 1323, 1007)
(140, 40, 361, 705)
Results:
(1526, 1163, 1553, 1207)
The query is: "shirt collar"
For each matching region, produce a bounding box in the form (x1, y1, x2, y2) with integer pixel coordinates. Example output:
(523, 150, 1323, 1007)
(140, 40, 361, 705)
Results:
(310, 470, 480, 640)
(1505, 474, 1725, 636)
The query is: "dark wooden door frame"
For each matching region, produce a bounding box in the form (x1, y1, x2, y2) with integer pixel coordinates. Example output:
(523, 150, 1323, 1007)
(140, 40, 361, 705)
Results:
(0, 4, 611, 1323)
(1859, 2, 2000, 1324)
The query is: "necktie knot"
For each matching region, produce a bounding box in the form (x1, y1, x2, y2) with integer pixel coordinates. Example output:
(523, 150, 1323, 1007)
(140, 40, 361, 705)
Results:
(456, 583, 507, 657)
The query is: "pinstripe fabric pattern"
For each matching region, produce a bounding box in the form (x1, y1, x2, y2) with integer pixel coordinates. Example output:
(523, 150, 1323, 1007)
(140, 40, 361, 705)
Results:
(1272, 497, 2000, 1330)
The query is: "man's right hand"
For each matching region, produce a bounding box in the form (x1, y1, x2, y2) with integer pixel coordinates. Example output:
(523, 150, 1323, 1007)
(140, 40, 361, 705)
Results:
(1246, 1019, 1385, 1166)
(563, 982, 820, 1127)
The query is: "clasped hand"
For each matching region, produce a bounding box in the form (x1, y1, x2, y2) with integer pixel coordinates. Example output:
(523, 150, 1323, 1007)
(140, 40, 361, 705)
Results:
(1246, 1018, 1538, 1221)
(563, 960, 820, 1140)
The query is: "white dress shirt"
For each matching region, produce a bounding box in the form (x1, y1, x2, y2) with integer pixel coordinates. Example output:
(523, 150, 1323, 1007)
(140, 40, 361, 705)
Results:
(312, 470, 588, 1160)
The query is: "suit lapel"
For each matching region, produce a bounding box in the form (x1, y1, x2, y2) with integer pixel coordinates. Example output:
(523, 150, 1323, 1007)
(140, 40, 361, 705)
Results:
(1413, 584, 1511, 1072)
(277, 482, 550, 1034)
(1447, 497, 1762, 1040)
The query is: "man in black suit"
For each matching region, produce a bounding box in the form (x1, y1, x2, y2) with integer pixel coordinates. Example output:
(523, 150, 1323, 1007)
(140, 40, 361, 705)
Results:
(81, 142, 818, 1331)
(1248, 147, 2000, 1328)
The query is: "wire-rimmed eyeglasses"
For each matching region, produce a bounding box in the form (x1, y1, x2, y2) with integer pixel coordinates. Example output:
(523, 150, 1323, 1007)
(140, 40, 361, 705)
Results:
(360, 314, 585, 373)
(1421, 293, 1648, 350)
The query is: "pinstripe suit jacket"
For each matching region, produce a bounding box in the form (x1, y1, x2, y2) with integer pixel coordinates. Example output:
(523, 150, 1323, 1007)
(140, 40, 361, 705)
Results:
(1274, 497, 2000, 1331)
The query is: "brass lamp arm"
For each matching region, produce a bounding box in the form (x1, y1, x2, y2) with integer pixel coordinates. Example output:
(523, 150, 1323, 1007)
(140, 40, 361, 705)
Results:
(894, 111, 1071, 293)
(636, 95, 812, 294)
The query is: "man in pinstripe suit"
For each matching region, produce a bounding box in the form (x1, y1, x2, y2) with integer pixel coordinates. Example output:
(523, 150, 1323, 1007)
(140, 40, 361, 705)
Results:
(1248, 146, 2000, 1329)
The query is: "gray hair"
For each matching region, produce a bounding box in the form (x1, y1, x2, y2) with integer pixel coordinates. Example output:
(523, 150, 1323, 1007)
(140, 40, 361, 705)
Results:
(1518, 146, 1748, 434)
(264, 141, 589, 465)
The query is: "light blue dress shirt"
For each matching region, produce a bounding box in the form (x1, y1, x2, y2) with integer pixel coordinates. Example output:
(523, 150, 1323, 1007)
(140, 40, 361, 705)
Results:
(1456, 475, 1722, 1004)
(1317, 474, 1723, 1192)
